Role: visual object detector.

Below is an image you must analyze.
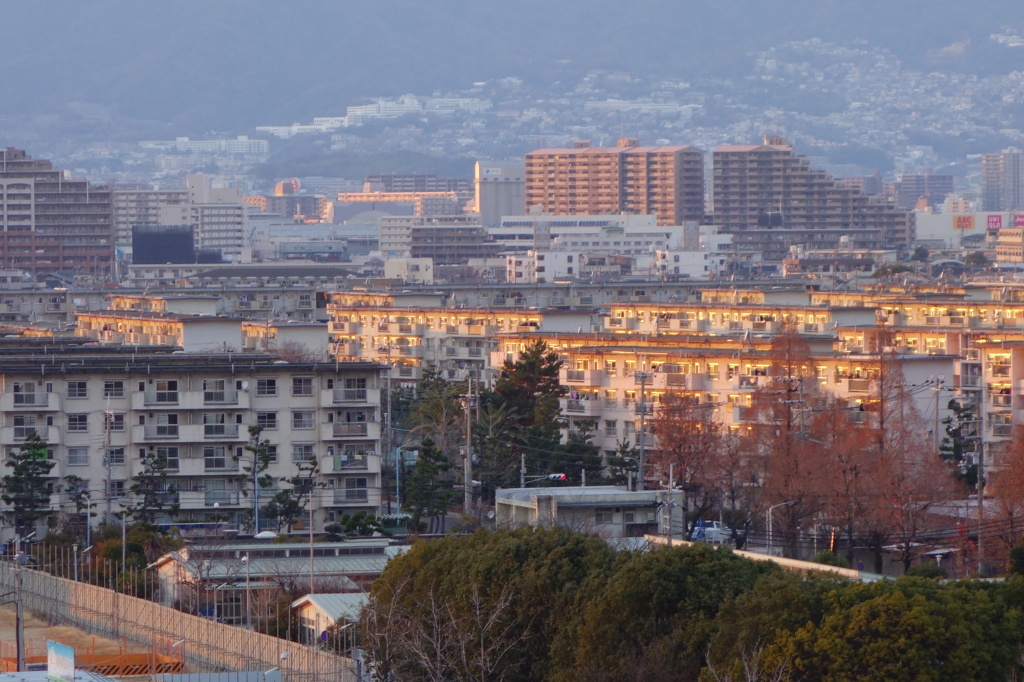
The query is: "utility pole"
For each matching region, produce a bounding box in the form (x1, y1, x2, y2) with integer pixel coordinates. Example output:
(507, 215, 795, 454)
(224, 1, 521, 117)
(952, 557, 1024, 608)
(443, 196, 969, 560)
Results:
(978, 438, 985, 574)
(520, 452, 526, 488)
(464, 376, 474, 511)
(933, 376, 943, 456)
(635, 370, 653, 491)
(665, 463, 674, 547)
(104, 409, 113, 525)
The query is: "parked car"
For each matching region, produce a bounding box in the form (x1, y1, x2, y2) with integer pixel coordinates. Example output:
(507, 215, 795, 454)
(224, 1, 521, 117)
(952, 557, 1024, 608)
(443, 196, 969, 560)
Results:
(692, 519, 732, 543)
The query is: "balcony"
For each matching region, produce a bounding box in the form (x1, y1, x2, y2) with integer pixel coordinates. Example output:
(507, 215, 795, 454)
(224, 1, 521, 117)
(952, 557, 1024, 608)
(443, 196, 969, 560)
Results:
(2, 392, 58, 411)
(992, 392, 1012, 408)
(144, 424, 179, 439)
(561, 368, 605, 386)
(333, 388, 368, 403)
(333, 422, 369, 437)
(605, 317, 637, 331)
(332, 488, 368, 504)
(962, 375, 982, 389)
(203, 389, 238, 405)
(144, 391, 179, 406)
(204, 490, 241, 505)
(332, 451, 373, 471)
(666, 373, 705, 391)
(991, 364, 1011, 378)
(203, 424, 239, 439)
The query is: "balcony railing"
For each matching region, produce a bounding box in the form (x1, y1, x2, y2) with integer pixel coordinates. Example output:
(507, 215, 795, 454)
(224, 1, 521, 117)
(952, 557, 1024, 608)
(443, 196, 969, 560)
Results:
(333, 388, 368, 403)
(205, 490, 240, 505)
(204, 424, 239, 438)
(333, 488, 368, 503)
(566, 399, 586, 413)
(333, 422, 369, 437)
(144, 391, 179, 405)
(333, 452, 372, 470)
(12, 393, 46, 406)
(203, 389, 238, 405)
(144, 424, 179, 439)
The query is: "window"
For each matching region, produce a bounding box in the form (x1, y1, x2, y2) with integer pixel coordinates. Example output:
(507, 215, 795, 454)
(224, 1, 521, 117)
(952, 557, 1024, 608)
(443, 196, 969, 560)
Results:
(108, 447, 126, 466)
(595, 510, 613, 525)
(156, 446, 178, 470)
(155, 413, 178, 437)
(67, 381, 88, 399)
(103, 380, 124, 398)
(604, 420, 617, 436)
(265, 444, 278, 463)
(203, 379, 227, 403)
(67, 447, 89, 466)
(292, 411, 314, 429)
(256, 379, 277, 396)
(292, 377, 313, 396)
(153, 380, 178, 403)
(13, 415, 36, 439)
(345, 477, 368, 501)
(68, 414, 88, 432)
(256, 412, 278, 429)
(107, 480, 126, 498)
(203, 446, 229, 470)
(344, 377, 367, 390)
(106, 413, 125, 432)
(293, 444, 315, 463)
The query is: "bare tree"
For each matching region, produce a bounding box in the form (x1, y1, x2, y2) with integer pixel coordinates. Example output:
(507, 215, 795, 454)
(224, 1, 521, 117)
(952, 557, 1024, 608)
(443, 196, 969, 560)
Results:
(649, 392, 725, 539)
(361, 577, 528, 682)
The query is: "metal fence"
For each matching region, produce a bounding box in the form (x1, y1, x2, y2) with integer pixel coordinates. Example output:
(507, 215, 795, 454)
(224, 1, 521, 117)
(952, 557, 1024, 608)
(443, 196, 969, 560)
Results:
(0, 562, 357, 682)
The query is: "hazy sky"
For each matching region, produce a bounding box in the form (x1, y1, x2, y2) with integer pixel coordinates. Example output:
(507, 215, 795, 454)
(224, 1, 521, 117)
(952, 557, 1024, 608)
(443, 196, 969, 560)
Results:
(4, 1, 1024, 131)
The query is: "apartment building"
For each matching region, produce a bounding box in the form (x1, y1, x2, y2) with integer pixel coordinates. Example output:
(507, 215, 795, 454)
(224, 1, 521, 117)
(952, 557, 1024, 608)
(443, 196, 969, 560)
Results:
(525, 139, 705, 226)
(326, 292, 593, 384)
(0, 345, 384, 542)
(378, 215, 499, 264)
(0, 147, 114, 279)
(982, 148, 1024, 211)
(711, 136, 914, 248)
(112, 188, 189, 244)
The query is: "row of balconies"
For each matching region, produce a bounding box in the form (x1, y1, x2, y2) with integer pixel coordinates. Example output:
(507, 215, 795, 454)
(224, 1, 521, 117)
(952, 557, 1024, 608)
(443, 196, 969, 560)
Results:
(133, 420, 379, 443)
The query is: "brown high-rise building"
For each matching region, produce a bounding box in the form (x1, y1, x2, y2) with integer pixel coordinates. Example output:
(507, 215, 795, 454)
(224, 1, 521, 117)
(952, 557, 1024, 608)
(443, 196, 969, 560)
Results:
(0, 148, 113, 278)
(712, 137, 913, 247)
(524, 138, 704, 226)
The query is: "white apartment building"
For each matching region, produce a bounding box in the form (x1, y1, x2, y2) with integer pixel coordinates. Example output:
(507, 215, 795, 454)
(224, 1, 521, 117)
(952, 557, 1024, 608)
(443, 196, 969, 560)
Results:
(156, 174, 247, 262)
(0, 346, 384, 542)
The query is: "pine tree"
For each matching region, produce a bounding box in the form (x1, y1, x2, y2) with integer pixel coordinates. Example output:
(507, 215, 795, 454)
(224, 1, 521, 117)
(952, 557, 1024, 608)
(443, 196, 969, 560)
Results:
(1, 431, 56, 537)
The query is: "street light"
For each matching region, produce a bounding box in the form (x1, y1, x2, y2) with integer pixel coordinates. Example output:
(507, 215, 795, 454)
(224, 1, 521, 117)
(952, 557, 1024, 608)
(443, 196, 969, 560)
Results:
(241, 553, 251, 630)
(767, 500, 796, 556)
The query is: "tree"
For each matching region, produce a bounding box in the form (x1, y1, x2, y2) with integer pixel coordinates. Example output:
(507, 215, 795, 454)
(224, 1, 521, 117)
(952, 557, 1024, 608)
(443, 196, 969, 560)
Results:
(649, 392, 725, 539)
(769, 580, 1022, 681)
(558, 544, 779, 682)
(857, 352, 957, 572)
(235, 426, 276, 533)
(263, 455, 322, 533)
(492, 339, 566, 476)
(1, 431, 56, 537)
(747, 328, 828, 558)
(939, 398, 979, 487)
(127, 448, 179, 524)
(325, 512, 392, 539)
(989, 426, 1024, 568)
(404, 438, 457, 533)
(61, 474, 93, 541)
(472, 400, 521, 500)
(964, 250, 989, 268)
(362, 527, 619, 682)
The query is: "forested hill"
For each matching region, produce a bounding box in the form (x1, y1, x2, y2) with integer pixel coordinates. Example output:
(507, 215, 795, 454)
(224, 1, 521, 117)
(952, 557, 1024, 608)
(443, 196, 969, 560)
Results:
(5, 0, 1024, 130)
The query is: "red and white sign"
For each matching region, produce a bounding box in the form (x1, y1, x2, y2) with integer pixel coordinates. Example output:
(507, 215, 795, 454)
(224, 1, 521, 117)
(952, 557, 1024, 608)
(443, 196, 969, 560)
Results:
(988, 214, 1003, 230)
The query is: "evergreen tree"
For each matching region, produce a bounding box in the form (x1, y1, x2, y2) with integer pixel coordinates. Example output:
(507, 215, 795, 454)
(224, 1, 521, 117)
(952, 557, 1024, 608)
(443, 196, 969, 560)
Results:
(493, 339, 566, 476)
(405, 437, 457, 532)
(1, 431, 56, 537)
(128, 448, 179, 524)
(234, 426, 275, 532)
